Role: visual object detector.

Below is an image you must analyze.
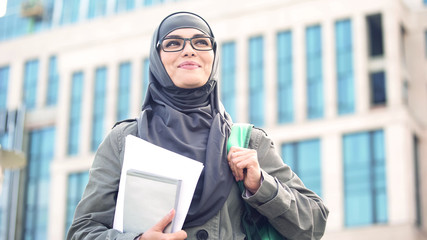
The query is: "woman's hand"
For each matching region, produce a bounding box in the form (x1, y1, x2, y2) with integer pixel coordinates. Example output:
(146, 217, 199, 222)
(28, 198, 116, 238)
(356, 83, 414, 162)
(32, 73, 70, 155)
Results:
(227, 146, 261, 194)
(139, 209, 187, 240)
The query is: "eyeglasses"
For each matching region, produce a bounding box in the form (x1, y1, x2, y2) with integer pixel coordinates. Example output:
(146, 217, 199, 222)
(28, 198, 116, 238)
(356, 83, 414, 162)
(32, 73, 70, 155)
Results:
(157, 36, 215, 52)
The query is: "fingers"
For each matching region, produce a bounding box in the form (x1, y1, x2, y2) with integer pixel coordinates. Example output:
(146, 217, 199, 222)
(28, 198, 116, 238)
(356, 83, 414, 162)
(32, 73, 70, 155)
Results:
(152, 209, 175, 232)
(169, 230, 188, 239)
(228, 147, 259, 181)
(141, 209, 188, 240)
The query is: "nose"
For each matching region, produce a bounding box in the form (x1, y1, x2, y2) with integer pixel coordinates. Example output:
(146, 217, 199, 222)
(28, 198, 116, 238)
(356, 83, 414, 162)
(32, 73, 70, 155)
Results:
(182, 39, 196, 56)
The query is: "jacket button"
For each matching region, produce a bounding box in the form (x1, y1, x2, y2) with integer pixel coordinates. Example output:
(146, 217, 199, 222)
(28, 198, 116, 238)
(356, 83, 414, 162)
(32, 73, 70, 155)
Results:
(196, 229, 209, 240)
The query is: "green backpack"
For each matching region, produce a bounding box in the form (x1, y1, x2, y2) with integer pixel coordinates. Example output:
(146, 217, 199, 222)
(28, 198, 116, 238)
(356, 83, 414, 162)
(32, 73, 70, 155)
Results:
(227, 123, 285, 240)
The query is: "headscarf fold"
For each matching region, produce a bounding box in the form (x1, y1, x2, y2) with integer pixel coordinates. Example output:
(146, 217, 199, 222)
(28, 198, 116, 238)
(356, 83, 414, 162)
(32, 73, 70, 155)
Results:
(137, 12, 233, 228)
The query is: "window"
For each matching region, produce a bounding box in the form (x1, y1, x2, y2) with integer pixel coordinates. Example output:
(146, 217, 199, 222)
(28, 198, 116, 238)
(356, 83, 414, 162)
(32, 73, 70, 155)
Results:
(248, 36, 264, 126)
(24, 127, 56, 240)
(0, 1, 28, 41)
(281, 139, 322, 196)
(413, 135, 422, 227)
(370, 71, 387, 106)
(306, 25, 324, 119)
(343, 130, 387, 227)
(68, 72, 84, 155)
(221, 42, 237, 120)
(143, 0, 164, 6)
(61, 0, 81, 25)
(117, 62, 131, 121)
(91, 67, 107, 152)
(367, 14, 384, 57)
(88, 0, 107, 19)
(425, 30, 427, 58)
(0, 66, 9, 110)
(116, 0, 135, 12)
(335, 19, 355, 115)
(65, 171, 89, 237)
(23, 59, 39, 110)
(142, 58, 150, 101)
(46, 56, 59, 106)
(424, 0, 427, 5)
(277, 31, 294, 123)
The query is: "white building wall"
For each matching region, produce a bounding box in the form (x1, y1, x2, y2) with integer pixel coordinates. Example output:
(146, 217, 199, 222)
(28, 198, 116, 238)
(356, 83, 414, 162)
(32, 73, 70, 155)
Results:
(0, 0, 426, 239)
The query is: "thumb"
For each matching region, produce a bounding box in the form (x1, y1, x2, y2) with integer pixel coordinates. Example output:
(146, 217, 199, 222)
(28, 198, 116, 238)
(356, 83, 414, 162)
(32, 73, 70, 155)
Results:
(152, 209, 175, 232)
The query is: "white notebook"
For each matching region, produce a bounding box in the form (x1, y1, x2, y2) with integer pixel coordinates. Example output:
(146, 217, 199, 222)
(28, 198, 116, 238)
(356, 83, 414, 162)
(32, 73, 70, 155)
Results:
(123, 169, 182, 233)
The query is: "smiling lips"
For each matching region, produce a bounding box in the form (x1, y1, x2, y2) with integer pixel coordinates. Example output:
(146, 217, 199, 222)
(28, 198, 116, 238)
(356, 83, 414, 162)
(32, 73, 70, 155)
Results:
(178, 61, 201, 70)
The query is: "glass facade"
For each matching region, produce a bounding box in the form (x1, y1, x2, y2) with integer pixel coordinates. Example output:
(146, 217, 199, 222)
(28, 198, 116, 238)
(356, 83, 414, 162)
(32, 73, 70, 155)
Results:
(23, 59, 39, 110)
(335, 19, 355, 115)
(117, 62, 131, 121)
(425, 31, 427, 58)
(221, 42, 237, 120)
(91, 67, 107, 152)
(0, 0, 182, 42)
(248, 36, 264, 126)
(0, 66, 9, 110)
(68, 72, 84, 155)
(370, 71, 387, 106)
(46, 56, 59, 106)
(277, 31, 294, 124)
(61, 0, 81, 25)
(65, 171, 89, 237)
(87, 0, 107, 19)
(306, 25, 324, 119)
(343, 130, 387, 227)
(367, 14, 384, 57)
(281, 139, 322, 196)
(143, 0, 165, 6)
(116, 0, 135, 13)
(24, 127, 56, 240)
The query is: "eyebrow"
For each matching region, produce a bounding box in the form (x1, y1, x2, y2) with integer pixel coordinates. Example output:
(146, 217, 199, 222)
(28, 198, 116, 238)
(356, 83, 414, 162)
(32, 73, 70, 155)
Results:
(165, 34, 208, 38)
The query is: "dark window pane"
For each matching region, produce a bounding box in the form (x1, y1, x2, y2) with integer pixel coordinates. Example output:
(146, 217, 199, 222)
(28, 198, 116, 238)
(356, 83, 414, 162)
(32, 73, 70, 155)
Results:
(367, 14, 384, 57)
(370, 71, 386, 105)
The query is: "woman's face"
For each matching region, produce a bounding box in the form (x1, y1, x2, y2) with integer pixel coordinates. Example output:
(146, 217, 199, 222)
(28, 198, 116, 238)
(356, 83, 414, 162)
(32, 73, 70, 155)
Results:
(159, 28, 214, 89)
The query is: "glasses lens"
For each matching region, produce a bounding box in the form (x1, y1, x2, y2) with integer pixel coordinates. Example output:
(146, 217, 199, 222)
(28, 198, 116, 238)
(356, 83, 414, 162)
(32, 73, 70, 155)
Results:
(191, 37, 213, 51)
(161, 38, 184, 52)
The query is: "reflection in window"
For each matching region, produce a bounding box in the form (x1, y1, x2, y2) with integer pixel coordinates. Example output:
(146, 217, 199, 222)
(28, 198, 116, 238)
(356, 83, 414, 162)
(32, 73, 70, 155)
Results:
(221, 42, 237, 120)
(24, 127, 56, 240)
(116, 0, 135, 13)
(68, 72, 84, 155)
(343, 130, 387, 227)
(23, 59, 39, 110)
(306, 25, 324, 119)
(370, 71, 387, 106)
(248, 36, 264, 126)
(336, 19, 355, 115)
(0, 66, 9, 110)
(277, 31, 294, 123)
(88, 0, 107, 19)
(92, 67, 107, 152)
(65, 171, 89, 237)
(367, 14, 384, 57)
(61, 0, 81, 25)
(46, 56, 59, 106)
(117, 62, 131, 121)
(282, 139, 322, 196)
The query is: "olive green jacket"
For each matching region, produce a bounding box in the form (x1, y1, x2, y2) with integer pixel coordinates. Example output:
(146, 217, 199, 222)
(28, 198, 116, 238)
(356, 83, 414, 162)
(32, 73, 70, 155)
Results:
(66, 121, 328, 240)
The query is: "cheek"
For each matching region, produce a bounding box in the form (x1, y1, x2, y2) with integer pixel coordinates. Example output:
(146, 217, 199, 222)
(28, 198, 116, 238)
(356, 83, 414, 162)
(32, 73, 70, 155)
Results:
(160, 52, 174, 75)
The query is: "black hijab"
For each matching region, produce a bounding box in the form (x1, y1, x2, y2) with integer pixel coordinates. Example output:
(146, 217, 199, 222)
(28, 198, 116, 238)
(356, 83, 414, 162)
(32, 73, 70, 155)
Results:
(136, 12, 234, 228)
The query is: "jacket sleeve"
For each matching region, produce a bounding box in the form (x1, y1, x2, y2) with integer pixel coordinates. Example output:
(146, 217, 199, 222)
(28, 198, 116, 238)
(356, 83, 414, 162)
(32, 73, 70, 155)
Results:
(66, 122, 141, 240)
(243, 128, 329, 240)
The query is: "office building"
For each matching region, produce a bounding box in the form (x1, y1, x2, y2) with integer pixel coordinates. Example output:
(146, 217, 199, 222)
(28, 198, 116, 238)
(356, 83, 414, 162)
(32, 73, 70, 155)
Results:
(0, 0, 426, 239)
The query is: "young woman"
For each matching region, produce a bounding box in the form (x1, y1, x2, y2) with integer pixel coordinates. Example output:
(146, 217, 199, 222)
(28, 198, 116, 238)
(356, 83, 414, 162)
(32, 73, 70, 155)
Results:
(67, 12, 329, 240)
